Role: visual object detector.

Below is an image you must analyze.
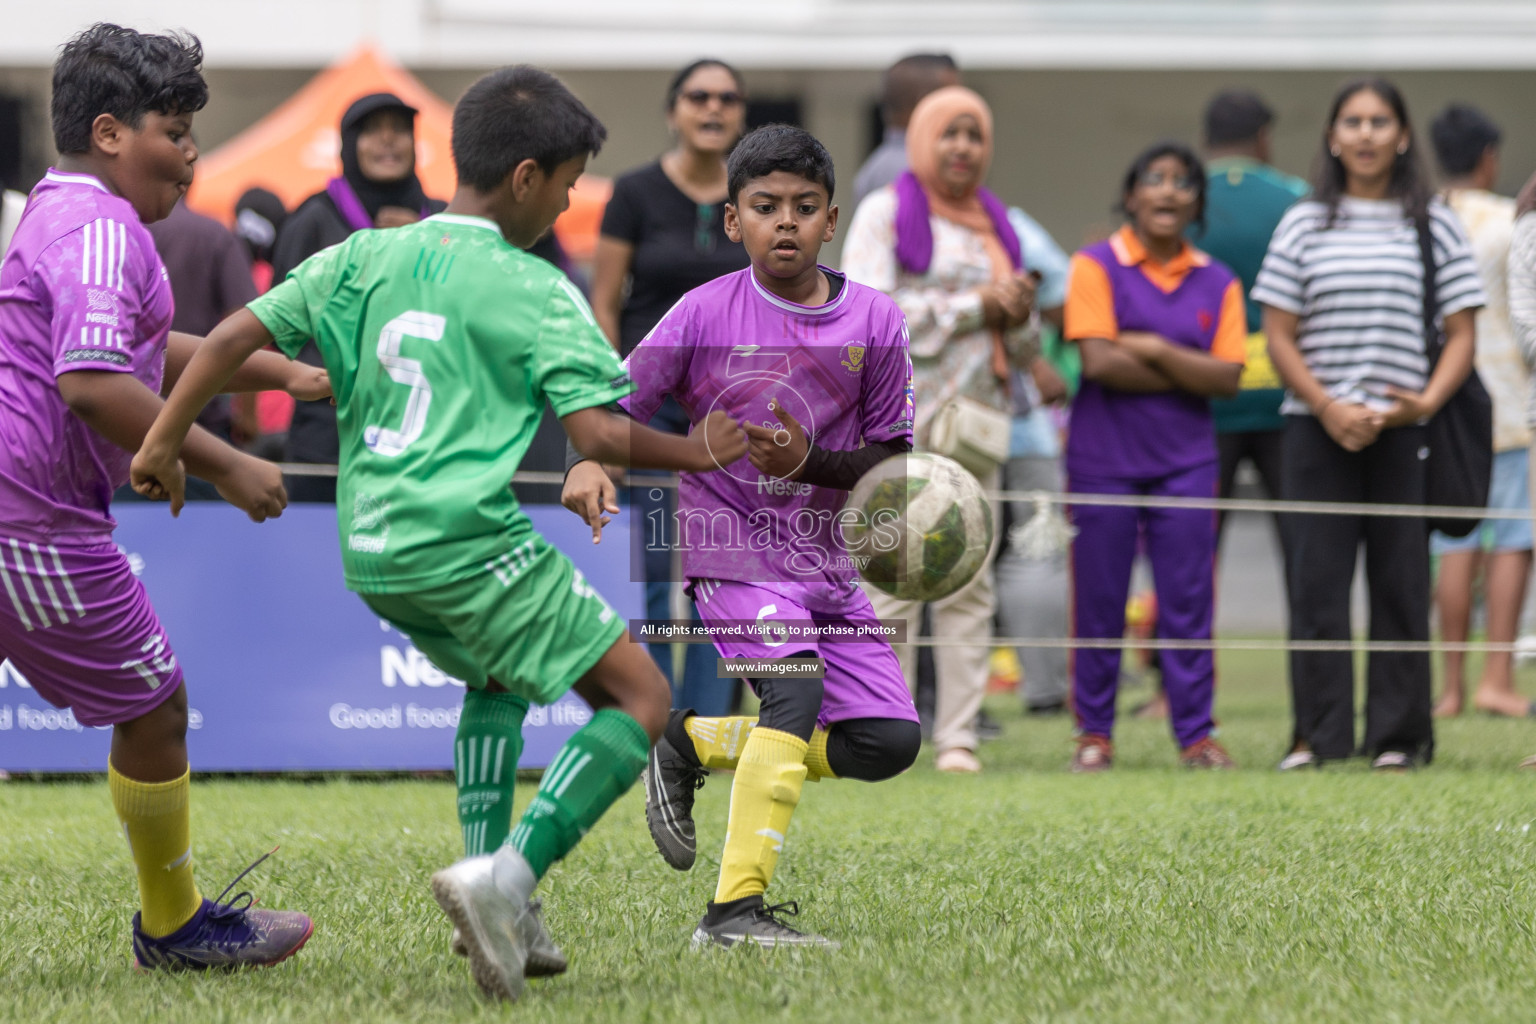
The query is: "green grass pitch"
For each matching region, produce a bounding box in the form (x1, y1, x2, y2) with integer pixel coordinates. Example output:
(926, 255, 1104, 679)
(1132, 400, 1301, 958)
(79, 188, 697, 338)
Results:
(4, 647, 1536, 1023)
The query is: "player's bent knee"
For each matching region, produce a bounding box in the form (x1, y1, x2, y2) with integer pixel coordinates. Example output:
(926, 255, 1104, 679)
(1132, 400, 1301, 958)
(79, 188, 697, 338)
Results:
(574, 632, 671, 741)
(827, 718, 921, 781)
(118, 682, 190, 744)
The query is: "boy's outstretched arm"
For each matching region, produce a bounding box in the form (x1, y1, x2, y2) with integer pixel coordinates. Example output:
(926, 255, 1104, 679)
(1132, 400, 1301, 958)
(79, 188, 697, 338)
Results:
(560, 406, 746, 545)
(131, 309, 286, 516)
(163, 331, 331, 400)
(562, 405, 745, 473)
(60, 368, 286, 522)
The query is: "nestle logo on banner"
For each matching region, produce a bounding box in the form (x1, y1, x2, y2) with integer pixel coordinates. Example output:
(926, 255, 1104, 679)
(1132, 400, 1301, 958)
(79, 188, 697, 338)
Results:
(0, 659, 34, 690)
(381, 644, 466, 688)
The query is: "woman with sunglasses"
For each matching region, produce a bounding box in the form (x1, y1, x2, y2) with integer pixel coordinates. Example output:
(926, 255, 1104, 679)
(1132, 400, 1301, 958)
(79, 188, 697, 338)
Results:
(590, 59, 751, 717)
(1062, 142, 1247, 772)
(1254, 79, 1485, 772)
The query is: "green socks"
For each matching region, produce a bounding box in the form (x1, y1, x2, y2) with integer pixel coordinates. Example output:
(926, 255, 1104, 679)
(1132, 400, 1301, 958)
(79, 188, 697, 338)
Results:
(455, 690, 528, 856)
(509, 708, 650, 879)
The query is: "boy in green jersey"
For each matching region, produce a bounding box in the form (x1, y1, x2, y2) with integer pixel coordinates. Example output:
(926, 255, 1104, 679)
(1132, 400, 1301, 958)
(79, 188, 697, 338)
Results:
(131, 66, 748, 1002)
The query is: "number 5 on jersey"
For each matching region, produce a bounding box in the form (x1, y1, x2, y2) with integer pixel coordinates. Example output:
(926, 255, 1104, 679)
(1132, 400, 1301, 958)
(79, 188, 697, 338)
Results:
(364, 311, 446, 457)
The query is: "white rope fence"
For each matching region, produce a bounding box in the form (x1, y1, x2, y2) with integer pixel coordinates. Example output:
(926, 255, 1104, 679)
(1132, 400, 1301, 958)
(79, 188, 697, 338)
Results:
(269, 463, 1529, 655)
(275, 462, 1520, 521)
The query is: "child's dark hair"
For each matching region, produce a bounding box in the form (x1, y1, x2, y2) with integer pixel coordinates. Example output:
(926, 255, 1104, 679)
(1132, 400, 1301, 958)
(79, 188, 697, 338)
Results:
(451, 66, 607, 191)
(1119, 140, 1206, 232)
(726, 125, 835, 204)
(665, 59, 744, 111)
(1430, 103, 1501, 178)
(51, 23, 207, 155)
(1311, 77, 1431, 227)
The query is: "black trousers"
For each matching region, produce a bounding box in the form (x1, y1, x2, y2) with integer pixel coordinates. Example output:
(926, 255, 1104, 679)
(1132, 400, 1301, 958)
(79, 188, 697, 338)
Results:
(1217, 427, 1289, 556)
(1281, 416, 1434, 762)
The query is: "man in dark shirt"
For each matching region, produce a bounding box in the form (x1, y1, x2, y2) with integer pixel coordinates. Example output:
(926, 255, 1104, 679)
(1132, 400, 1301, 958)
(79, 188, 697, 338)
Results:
(1195, 89, 1308, 545)
(146, 198, 258, 442)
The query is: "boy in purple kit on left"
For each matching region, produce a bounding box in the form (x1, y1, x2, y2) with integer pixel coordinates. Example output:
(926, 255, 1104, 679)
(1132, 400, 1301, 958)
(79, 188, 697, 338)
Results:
(0, 24, 324, 968)
(563, 125, 920, 949)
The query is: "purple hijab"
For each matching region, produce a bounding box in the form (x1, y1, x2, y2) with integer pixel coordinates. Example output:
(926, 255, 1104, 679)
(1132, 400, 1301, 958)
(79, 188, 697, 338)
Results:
(892, 170, 1022, 276)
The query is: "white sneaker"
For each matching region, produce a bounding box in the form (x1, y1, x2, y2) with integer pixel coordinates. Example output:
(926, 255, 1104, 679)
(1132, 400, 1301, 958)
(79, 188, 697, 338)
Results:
(430, 847, 539, 1001)
(450, 897, 566, 976)
(1277, 748, 1316, 771)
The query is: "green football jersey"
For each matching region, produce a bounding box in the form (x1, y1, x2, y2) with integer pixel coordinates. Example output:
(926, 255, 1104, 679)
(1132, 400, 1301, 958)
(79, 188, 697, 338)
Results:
(249, 213, 635, 593)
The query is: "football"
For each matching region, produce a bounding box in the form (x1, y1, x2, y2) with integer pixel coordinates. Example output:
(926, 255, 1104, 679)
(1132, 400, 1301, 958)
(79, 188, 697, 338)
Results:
(843, 452, 994, 602)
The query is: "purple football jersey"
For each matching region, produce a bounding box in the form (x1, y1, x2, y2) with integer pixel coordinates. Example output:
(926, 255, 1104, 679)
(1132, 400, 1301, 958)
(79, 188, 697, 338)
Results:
(620, 267, 913, 606)
(0, 170, 174, 545)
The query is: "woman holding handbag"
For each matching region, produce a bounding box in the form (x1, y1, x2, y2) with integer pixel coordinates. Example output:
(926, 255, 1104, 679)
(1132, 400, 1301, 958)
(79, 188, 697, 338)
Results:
(842, 85, 1039, 773)
(1253, 78, 1485, 772)
(1061, 141, 1247, 772)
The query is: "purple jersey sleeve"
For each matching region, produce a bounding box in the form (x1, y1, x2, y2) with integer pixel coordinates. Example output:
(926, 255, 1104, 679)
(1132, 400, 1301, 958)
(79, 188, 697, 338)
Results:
(618, 297, 694, 424)
(861, 302, 915, 445)
(43, 218, 153, 376)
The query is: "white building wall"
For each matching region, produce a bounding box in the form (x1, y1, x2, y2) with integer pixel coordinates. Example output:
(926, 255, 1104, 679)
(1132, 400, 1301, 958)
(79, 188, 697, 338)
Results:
(7, 1, 1536, 68)
(9, 4, 1536, 261)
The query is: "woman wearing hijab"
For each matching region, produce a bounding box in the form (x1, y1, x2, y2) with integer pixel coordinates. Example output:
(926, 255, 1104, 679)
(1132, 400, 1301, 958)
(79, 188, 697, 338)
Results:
(270, 92, 446, 501)
(842, 85, 1039, 773)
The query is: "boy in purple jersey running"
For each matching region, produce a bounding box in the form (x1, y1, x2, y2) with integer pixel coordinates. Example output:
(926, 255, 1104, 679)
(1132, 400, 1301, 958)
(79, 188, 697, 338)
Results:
(0, 24, 324, 969)
(563, 125, 921, 949)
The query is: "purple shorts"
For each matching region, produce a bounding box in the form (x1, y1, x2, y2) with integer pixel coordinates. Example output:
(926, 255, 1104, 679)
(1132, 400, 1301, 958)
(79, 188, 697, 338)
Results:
(0, 537, 184, 727)
(691, 578, 918, 729)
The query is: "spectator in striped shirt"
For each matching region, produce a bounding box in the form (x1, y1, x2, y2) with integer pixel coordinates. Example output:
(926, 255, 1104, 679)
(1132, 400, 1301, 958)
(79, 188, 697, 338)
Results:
(1253, 77, 1486, 772)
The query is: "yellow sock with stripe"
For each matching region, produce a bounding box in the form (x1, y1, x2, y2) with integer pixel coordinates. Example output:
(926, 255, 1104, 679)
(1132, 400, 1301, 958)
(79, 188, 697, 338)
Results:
(804, 728, 837, 781)
(713, 728, 809, 903)
(683, 715, 757, 770)
(454, 690, 528, 856)
(108, 764, 202, 938)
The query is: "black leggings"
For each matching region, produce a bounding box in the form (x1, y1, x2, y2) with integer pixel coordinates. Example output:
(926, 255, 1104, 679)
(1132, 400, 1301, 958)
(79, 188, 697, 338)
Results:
(750, 657, 920, 781)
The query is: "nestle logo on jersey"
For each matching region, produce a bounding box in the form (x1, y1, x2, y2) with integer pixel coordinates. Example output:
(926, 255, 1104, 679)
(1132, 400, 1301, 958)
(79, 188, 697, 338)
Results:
(85, 312, 119, 327)
(756, 476, 813, 496)
(62, 348, 128, 365)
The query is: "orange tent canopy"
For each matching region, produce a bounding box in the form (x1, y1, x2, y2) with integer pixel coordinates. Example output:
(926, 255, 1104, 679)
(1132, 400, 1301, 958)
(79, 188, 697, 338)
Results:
(186, 44, 608, 260)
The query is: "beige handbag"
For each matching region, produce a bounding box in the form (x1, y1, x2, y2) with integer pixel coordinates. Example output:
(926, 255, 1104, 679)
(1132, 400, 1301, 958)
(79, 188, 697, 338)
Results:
(928, 396, 1010, 478)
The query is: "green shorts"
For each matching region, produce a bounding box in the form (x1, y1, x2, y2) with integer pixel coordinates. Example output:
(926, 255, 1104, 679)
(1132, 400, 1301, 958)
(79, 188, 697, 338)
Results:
(361, 533, 625, 705)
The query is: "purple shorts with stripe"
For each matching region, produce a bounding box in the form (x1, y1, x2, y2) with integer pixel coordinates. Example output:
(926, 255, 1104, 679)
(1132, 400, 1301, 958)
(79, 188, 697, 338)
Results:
(0, 537, 184, 727)
(691, 578, 918, 729)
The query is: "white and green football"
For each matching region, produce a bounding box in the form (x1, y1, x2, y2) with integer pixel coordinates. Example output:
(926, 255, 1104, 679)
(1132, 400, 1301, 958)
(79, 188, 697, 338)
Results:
(843, 452, 993, 602)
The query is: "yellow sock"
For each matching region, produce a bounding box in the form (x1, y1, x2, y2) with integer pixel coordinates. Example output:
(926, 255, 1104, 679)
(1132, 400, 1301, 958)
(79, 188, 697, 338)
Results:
(713, 728, 808, 903)
(684, 715, 757, 770)
(109, 765, 202, 937)
(805, 728, 837, 781)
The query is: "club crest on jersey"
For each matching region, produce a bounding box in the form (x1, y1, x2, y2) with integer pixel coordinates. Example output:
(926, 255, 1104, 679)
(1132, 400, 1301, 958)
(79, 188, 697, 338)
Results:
(840, 343, 866, 374)
(1197, 309, 1214, 332)
(347, 493, 391, 554)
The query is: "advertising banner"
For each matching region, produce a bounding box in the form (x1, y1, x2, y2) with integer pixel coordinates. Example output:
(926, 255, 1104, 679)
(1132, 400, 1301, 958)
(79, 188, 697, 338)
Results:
(0, 504, 643, 773)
